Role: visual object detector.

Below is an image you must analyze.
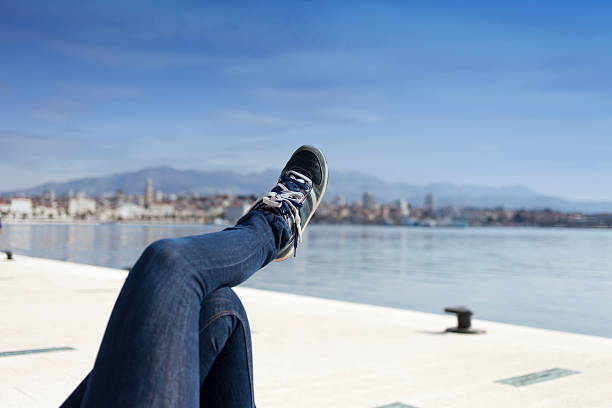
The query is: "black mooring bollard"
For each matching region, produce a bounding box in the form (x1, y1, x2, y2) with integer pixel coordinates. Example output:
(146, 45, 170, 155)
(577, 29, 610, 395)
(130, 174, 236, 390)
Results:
(2, 250, 13, 260)
(444, 306, 485, 334)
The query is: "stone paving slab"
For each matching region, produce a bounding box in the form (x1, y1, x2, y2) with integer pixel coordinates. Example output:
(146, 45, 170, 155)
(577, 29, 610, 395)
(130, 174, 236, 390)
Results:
(1, 255, 611, 407)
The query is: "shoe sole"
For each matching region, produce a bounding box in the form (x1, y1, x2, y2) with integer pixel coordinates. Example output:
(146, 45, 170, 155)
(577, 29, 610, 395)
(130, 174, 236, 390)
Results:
(274, 145, 329, 261)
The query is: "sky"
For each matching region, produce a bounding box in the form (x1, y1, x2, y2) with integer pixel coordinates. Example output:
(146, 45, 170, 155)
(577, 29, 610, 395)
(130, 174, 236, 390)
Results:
(2, 1, 612, 201)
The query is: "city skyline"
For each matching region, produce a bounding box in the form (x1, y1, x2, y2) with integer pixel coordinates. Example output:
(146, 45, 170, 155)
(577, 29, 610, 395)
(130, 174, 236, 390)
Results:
(5, 164, 612, 213)
(4, 177, 612, 230)
(3, 2, 612, 200)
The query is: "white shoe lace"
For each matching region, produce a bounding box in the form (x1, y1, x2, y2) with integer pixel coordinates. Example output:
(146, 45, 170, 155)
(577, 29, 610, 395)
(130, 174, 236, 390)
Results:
(249, 170, 312, 250)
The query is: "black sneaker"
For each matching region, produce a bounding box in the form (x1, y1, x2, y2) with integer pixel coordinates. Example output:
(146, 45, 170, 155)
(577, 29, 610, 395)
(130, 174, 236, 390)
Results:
(250, 145, 328, 261)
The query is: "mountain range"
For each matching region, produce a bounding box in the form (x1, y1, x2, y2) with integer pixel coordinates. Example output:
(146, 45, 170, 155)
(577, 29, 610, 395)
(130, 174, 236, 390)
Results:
(3, 166, 612, 213)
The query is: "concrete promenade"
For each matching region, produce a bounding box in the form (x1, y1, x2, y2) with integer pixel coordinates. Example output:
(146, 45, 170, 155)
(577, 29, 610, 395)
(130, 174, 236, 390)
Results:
(1, 255, 611, 407)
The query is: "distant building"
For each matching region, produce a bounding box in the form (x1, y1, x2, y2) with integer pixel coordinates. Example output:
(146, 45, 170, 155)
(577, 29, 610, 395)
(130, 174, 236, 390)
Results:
(398, 199, 410, 216)
(334, 195, 345, 206)
(154, 189, 163, 202)
(115, 189, 125, 204)
(68, 197, 96, 216)
(362, 192, 377, 210)
(0, 201, 10, 214)
(424, 193, 435, 212)
(33, 205, 60, 220)
(145, 179, 154, 208)
(115, 202, 145, 220)
(147, 203, 175, 218)
(10, 198, 33, 217)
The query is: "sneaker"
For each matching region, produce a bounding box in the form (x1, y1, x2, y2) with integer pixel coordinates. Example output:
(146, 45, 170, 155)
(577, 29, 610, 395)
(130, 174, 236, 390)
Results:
(250, 145, 328, 261)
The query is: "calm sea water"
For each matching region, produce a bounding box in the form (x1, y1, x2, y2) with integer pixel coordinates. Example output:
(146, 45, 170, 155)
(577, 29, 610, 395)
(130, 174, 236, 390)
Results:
(1, 223, 611, 338)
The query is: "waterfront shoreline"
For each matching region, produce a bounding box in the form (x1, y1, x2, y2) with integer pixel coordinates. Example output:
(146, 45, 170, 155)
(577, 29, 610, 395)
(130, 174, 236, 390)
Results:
(5, 219, 612, 230)
(2, 224, 612, 339)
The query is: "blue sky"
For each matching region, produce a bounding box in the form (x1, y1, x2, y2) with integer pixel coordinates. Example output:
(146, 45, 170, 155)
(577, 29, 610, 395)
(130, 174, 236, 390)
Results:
(2, 1, 612, 200)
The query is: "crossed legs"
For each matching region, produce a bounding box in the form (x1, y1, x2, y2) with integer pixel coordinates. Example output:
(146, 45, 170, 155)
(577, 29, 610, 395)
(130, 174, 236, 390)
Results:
(61, 209, 290, 407)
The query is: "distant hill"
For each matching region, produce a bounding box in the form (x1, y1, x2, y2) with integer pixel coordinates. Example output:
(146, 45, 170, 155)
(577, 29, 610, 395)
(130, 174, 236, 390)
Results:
(3, 166, 612, 213)
(1, 166, 279, 198)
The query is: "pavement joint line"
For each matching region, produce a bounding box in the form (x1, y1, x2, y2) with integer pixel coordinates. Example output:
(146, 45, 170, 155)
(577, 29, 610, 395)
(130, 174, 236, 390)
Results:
(495, 368, 580, 387)
(0, 346, 75, 358)
(374, 404, 419, 408)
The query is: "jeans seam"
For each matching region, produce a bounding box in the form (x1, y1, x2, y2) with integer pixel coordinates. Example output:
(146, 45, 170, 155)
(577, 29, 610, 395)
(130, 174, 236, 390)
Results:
(199, 310, 254, 407)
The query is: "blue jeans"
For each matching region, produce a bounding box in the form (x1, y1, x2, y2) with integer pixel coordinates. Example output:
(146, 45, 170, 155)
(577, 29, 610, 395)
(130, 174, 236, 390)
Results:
(61, 209, 290, 407)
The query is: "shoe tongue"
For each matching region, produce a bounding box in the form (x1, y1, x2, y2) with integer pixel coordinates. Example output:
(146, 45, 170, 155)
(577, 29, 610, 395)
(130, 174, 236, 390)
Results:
(275, 170, 310, 193)
(273, 181, 299, 194)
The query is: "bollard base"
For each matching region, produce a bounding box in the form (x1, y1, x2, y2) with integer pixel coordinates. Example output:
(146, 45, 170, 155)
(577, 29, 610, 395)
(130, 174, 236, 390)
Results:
(446, 327, 486, 334)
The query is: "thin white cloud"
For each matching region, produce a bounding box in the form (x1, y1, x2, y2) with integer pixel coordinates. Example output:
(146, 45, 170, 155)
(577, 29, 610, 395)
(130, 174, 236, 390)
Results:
(250, 87, 385, 104)
(30, 109, 67, 122)
(62, 83, 142, 98)
(318, 108, 386, 124)
(208, 110, 301, 128)
(250, 88, 339, 102)
(30, 100, 83, 123)
(46, 41, 224, 70)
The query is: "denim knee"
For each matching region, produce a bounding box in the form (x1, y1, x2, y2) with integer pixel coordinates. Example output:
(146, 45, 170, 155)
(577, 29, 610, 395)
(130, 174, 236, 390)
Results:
(124, 238, 195, 304)
(199, 287, 249, 330)
(141, 238, 187, 268)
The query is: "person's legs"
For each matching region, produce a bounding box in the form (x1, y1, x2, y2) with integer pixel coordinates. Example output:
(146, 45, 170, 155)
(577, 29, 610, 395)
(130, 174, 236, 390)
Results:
(61, 287, 255, 408)
(69, 209, 288, 407)
(61, 145, 328, 407)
